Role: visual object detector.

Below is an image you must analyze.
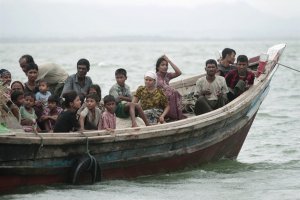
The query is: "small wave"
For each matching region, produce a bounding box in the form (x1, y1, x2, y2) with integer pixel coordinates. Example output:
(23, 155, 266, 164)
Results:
(257, 112, 291, 119)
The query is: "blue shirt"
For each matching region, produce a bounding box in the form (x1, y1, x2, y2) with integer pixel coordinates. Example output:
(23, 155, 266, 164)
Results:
(61, 73, 93, 97)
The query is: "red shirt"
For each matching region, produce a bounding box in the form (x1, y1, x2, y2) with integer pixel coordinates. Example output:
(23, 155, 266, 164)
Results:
(225, 69, 255, 90)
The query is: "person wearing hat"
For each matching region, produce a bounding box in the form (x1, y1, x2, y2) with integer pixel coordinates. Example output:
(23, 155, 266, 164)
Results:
(132, 71, 170, 125)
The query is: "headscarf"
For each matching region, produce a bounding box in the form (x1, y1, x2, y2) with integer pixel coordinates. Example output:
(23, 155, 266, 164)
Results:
(144, 71, 157, 81)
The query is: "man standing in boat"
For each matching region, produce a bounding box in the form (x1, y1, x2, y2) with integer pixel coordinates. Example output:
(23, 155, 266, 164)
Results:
(194, 59, 229, 115)
(225, 55, 255, 101)
(217, 48, 236, 77)
(19, 55, 68, 97)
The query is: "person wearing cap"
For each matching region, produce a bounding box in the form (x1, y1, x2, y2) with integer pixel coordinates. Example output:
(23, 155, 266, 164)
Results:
(132, 71, 170, 125)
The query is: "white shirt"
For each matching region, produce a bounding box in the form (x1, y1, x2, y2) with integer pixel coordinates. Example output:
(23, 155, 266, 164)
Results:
(194, 75, 229, 101)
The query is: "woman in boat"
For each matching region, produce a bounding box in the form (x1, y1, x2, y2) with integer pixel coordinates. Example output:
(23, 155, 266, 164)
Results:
(132, 71, 170, 125)
(53, 91, 81, 133)
(10, 81, 25, 93)
(155, 55, 185, 120)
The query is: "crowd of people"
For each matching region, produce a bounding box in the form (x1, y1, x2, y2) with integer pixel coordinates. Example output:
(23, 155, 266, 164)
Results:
(0, 48, 255, 133)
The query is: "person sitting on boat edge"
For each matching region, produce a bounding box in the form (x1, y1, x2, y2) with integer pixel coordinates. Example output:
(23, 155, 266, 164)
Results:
(225, 55, 255, 102)
(217, 48, 237, 77)
(194, 59, 229, 115)
(156, 55, 186, 121)
(61, 58, 93, 102)
(100, 95, 117, 132)
(53, 91, 81, 133)
(132, 71, 170, 125)
(109, 68, 149, 127)
(19, 54, 68, 97)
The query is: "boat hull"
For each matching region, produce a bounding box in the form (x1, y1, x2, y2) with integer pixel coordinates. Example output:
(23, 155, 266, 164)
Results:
(0, 113, 256, 193)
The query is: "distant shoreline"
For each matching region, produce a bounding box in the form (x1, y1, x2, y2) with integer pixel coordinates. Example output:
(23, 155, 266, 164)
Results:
(0, 36, 298, 43)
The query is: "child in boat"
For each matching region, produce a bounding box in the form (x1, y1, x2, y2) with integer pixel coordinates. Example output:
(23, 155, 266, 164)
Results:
(79, 94, 102, 131)
(19, 92, 39, 132)
(9, 90, 25, 122)
(101, 95, 116, 131)
(77, 84, 104, 116)
(40, 95, 63, 131)
(109, 68, 149, 127)
(35, 79, 51, 109)
(155, 55, 185, 120)
(53, 91, 81, 133)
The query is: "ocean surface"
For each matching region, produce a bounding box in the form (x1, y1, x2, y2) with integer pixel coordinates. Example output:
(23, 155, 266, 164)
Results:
(1, 40, 299, 199)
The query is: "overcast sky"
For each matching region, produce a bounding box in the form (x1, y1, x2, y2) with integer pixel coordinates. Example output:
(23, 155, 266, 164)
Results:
(1, 0, 299, 40)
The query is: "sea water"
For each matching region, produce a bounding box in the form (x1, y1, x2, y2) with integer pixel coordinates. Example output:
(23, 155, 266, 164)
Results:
(1, 39, 299, 200)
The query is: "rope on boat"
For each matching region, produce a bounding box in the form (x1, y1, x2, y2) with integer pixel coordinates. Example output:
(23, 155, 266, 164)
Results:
(71, 132, 101, 184)
(277, 62, 300, 73)
(33, 128, 44, 160)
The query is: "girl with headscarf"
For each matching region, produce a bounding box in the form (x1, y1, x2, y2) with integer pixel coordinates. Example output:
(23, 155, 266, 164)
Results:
(132, 71, 170, 125)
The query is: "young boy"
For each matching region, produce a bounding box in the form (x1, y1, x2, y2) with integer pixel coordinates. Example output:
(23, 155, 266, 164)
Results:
(9, 90, 25, 122)
(40, 95, 63, 131)
(109, 68, 149, 127)
(101, 95, 116, 131)
(79, 94, 102, 131)
(20, 92, 39, 132)
(35, 79, 52, 108)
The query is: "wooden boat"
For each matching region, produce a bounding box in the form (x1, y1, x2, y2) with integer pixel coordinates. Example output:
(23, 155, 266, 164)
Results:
(0, 44, 286, 193)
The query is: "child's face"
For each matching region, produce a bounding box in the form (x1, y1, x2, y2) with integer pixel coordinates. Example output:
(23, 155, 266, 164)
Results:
(115, 74, 127, 86)
(105, 101, 116, 113)
(24, 95, 35, 109)
(26, 69, 38, 82)
(15, 95, 25, 107)
(11, 82, 24, 93)
(88, 88, 97, 95)
(158, 60, 168, 73)
(71, 96, 82, 109)
(39, 82, 48, 93)
(48, 101, 57, 110)
(86, 98, 97, 110)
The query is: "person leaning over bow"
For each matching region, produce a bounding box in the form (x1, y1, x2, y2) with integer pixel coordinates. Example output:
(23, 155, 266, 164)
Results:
(61, 58, 93, 101)
(132, 71, 170, 125)
(19, 54, 68, 97)
(225, 55, 255, 102)
(194, 59, 229, 115)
